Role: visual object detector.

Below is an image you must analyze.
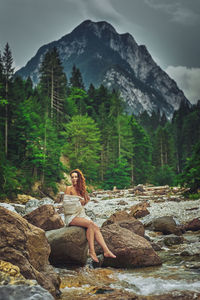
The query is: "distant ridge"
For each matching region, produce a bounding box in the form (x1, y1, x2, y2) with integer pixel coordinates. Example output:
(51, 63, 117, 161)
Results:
(16, 20, 190, 118)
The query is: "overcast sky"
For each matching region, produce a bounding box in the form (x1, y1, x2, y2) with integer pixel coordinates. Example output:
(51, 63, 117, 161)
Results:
(1, 0, 200, 104)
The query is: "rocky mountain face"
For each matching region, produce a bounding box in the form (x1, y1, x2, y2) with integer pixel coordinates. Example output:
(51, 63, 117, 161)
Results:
(16, 20, 189, 118)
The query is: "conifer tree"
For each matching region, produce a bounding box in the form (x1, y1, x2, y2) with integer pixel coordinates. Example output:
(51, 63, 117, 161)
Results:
(129, 116, 152, 184)
(69, 65, 84, 90)
(2, 43, 14, 156)
(179, 141, 200, 193)
(62, 115, 101, 180)
(39, 47, 67, 122)
(25, 76, 33, 98)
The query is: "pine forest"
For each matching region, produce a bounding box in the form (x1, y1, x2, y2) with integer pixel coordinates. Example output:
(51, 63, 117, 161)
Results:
(0, 44, 200, 199)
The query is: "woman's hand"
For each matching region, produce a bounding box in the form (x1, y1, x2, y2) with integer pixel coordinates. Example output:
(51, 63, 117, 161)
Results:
(78, 196, 86, 206)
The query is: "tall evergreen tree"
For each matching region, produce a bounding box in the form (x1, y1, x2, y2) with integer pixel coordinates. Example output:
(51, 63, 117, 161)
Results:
(69, 65, 84, 90)
(130, 116, 152, 184)
(62, 115, 101, 180)
(2, 43, 14, 156)
(39, 47, 67, 122)
(172, 100, 191, 172)
(179, 141, 200, 193)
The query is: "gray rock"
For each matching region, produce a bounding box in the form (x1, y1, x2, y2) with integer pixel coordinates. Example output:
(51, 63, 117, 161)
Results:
(0, 285, 54, 300)
(180, 242, 200, 256)
(0, 203, 17, 213)
(163, 234, 184, 246)
(25, 199, 39, 214)
(12, 204, 26, 215)
(39, 197, 54, 206)
(152, 216, 182, 236)
(46, 226, 88, 266)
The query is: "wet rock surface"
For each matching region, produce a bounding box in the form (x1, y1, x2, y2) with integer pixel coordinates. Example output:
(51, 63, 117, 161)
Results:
(46, 226, 89, 266)
(1, 185, 200, 299)
(0, 207, 60, 297)
(24, 204, 65, 231)
(96, 223, 162, 268)
(151, 216, 183, 235)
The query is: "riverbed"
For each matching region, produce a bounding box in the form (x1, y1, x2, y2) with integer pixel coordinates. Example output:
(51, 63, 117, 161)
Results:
(57, 187, 200, 299)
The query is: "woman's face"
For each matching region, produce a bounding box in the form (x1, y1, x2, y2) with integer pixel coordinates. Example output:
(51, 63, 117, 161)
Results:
(71, 172, 78, 186)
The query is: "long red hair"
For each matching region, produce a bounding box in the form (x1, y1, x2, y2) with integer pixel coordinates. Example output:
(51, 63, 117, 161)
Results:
(70, 169, 87, 199)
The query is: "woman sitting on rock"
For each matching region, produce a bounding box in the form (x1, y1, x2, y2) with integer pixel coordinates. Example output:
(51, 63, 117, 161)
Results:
(64, 168, 116, 263)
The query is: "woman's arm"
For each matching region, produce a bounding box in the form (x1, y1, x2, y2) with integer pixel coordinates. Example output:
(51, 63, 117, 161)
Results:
(84, 192, 90, 205)
(65, 186, 71, 195)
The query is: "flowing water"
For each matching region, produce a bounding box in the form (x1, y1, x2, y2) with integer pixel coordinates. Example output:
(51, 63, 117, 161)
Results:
(57, 189, 200, 299)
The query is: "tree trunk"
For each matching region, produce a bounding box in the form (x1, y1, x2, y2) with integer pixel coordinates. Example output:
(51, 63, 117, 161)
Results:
(5, 81, 8, 156)
(51, 68, 54, 119)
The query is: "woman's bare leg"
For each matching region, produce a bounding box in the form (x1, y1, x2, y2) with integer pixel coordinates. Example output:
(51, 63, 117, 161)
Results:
(93, 224, 116, 258)
(69, 217, 99, 262)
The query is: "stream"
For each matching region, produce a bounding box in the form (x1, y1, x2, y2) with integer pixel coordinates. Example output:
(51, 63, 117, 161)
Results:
(56, 187, 200, 299)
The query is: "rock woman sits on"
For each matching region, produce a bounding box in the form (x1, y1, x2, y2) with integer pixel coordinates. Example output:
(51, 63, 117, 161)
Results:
(64, 168, 116, 263)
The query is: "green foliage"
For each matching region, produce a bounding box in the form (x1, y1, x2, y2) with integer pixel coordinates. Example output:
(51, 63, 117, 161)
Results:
(0, 44, 200, 196)
(66, 87, 87, 115)
(62, 115, 101, 180)
(188, 193, 200, 200)
(130, 117, 152, 184)
(179, 142, 200, 193)
(70, 65, 84, 89)
(102, 156, 131, 190)
(152, 124, 175, 169)
(39, 47, 67, 122)
(0, 160, 19, 199)
(152, 165, 176, 186)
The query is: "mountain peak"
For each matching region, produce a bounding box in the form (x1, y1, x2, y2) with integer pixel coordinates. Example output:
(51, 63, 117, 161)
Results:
(71, 19, 117, 38)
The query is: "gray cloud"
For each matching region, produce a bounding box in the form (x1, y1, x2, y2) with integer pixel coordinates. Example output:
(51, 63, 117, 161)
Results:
(0, 0, 200, 104)
(145, 0, 200, 25)
(166, 66, 200, 104)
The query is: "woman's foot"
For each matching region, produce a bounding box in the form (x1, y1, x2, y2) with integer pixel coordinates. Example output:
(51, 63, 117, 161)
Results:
(89, 251, 99, 263)
(104, 250, 116, 258)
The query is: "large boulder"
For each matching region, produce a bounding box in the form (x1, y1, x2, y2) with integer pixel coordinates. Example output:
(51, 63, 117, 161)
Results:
(24, 204, 65, 231)
(46, 226, 88, 266)
(152, 216, 182, 235)
(96, 223, 162, 268)
(0, 207, 60, 297)
(102, 211, 145, 237)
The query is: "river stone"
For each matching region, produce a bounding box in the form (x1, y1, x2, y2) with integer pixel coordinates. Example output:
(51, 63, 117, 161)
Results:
(0, 203, 17, 213)
(24, 204, 65, 231)
(0, 285, 54, 300)
(25, 198, 40, 214)
(180, 242, 200, 256)
(39, 197, 54, 206)
(163, 235, 184, 246)
(96, 223, 162, 268)
(12, 203, 26, 215)
(0, 207, 60, 297)
(152, 216, 182, 235)
(102, 210, 133, 227)
(129, 202, 150, 218)
(46, 226, 89, 266)
(184, 217, 200, 231)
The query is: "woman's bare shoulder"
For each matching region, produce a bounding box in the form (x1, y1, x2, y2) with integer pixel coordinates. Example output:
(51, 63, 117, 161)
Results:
(65, 185, 73, 194)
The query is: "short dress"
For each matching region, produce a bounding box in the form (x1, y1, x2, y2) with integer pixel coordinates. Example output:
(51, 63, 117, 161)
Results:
(63, 194, 91, 226)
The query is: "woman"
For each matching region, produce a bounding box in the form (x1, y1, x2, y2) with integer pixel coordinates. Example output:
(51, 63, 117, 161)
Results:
(64, 169, 116, 263)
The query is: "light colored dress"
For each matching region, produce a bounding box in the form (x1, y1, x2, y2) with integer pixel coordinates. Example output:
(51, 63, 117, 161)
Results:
(63, 194, 91, 226)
